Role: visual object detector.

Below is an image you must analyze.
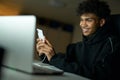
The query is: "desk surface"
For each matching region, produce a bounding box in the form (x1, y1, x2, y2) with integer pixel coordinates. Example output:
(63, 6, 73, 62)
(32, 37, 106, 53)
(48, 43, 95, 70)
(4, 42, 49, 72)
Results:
(1, 67, 90, 80)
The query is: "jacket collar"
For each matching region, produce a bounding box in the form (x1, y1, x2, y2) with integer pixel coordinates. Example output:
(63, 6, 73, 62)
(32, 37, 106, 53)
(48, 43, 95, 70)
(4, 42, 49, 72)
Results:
(82, 26, 110, 44)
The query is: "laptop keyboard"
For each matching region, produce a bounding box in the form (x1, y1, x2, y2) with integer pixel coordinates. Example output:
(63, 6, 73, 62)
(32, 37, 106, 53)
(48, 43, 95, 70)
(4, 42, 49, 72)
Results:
(33, 62, 64, 74)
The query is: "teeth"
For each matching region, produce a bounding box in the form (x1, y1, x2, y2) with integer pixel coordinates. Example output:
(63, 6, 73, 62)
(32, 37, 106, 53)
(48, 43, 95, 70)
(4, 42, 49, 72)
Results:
(83, 29, 89, 32)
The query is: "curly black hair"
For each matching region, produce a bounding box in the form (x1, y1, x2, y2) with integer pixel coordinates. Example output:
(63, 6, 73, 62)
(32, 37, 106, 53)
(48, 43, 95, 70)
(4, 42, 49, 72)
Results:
(77, 0, 111, 19)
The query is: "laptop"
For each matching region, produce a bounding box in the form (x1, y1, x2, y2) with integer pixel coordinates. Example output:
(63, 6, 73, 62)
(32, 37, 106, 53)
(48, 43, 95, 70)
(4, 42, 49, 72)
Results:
(0, 15, 64, 75)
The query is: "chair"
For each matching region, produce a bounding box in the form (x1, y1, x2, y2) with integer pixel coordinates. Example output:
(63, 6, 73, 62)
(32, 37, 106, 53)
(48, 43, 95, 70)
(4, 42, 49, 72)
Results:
(109, 14, 120, 37)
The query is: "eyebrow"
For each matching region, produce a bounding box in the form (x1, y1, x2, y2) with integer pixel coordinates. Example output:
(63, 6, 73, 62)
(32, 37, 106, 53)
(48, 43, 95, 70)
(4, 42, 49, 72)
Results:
(80, 17, 95, 20)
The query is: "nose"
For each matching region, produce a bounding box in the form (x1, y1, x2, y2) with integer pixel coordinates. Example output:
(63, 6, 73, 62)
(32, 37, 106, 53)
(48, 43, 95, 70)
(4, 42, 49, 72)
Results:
(80, 20, 87, 27)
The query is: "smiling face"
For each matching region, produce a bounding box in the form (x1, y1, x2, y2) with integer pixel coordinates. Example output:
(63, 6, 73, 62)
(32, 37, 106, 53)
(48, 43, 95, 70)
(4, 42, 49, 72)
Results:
(79, 13, 105, 37)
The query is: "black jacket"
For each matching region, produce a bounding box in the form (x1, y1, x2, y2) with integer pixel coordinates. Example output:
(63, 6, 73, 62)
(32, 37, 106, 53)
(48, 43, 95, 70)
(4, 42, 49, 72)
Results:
(43, 26, 120, 80)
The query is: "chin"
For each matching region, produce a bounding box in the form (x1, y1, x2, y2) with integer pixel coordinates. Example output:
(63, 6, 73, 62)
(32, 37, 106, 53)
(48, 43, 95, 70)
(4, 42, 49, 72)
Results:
(83, 33, 89, 36)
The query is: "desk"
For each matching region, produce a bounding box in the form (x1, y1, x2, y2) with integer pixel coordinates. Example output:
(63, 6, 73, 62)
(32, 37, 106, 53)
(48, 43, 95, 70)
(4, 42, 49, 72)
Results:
(1, 67, 90, 80)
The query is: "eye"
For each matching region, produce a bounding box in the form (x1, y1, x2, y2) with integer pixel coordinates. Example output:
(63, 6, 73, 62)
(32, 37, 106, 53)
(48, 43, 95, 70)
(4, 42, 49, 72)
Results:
(86, 18, 94, 22)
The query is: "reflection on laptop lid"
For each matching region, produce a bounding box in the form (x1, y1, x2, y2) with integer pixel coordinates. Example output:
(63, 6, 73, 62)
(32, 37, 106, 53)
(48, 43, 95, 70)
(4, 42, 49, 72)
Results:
(0, 15, 63, 75)
(0, 47, 5, 77)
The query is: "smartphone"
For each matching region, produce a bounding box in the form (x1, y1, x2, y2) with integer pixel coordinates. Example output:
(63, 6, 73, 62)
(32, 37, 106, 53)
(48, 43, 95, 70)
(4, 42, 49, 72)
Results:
(37, 28, 45, 42)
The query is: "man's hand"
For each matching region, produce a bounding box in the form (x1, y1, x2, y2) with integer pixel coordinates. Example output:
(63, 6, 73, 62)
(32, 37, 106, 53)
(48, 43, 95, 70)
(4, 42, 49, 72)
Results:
(36, 38, 55, 61)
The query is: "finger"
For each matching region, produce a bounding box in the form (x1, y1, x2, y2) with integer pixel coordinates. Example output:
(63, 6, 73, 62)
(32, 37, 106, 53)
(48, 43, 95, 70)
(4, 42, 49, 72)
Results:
(40, 48, 55, 61)
(45, 39, 52, 47)
(38, 52, 44, 56)
(40, 43, 53, 51)
(36, 46, 45, 56)
(37, 39, 51, 49)
(36, 41, 45, 50)
(36, 38, 40, 42)
(40, 46, 54, 55)
(37, 40, 45, 46)
(37, 43, 46, 48)
(36, 44, 41, 53)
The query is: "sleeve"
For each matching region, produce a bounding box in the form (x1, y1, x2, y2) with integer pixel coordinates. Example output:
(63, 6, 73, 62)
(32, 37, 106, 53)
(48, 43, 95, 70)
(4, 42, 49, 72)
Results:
(39, 54, 49, 63)
(93, 52, 113, 80)
(111, 43, 120, 80)
(93, 40, 120, 80)
(49, 43, 82, 74)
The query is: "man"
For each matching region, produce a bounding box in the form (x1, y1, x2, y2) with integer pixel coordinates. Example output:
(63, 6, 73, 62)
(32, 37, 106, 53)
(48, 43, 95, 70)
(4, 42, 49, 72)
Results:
(36, 0, 120, 80)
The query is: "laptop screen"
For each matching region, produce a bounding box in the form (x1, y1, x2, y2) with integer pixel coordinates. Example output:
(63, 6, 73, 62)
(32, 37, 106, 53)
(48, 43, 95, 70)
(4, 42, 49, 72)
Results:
(0, 15, 36, 73)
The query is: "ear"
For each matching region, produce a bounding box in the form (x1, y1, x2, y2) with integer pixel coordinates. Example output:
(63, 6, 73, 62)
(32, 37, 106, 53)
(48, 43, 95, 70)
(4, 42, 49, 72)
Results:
(100, 19, 106, 27)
